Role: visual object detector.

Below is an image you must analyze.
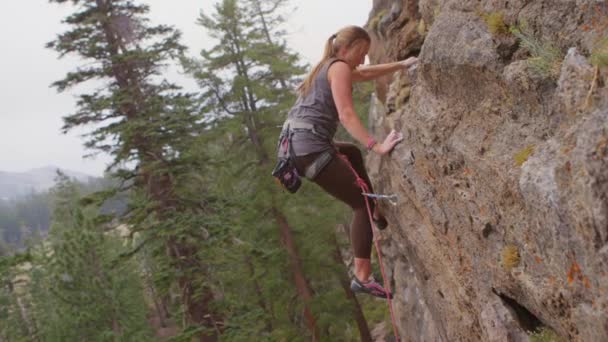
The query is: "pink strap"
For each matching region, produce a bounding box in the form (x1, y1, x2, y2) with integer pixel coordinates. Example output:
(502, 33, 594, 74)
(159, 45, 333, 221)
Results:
(337, 153, 400, 341)
(366, 138, 377, 151)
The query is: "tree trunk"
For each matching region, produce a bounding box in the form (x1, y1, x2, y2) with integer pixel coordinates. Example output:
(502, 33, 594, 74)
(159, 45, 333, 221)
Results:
(272, 207, 319, 340)
(168, 240, 219, 342)
(331, 233, 372, 341)
(94, 1, 219, 340)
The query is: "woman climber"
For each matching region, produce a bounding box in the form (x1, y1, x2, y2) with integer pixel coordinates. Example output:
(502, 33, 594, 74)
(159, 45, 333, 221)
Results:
(275, 25, 417, 298)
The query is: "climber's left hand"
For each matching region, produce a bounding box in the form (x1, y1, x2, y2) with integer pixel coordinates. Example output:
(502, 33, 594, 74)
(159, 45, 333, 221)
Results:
(400, 57, 418, 69)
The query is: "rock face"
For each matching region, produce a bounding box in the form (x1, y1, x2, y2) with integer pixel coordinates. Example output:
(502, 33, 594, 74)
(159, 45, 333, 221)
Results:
(365, 1, 608, 341)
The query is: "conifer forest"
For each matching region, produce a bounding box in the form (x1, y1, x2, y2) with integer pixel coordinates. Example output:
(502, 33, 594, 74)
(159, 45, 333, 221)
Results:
(0, 1, 381, 341)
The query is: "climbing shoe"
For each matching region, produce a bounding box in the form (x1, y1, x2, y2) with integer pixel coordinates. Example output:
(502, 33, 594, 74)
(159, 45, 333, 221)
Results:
(350, 276, 393, 299)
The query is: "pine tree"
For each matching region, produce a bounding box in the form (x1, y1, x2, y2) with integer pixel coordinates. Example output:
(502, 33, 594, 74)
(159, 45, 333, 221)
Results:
(0, 251, 35, 341)
(29, 174, 152, 341)
(183, 1, 374, 340)
(47, 1, 221, 339)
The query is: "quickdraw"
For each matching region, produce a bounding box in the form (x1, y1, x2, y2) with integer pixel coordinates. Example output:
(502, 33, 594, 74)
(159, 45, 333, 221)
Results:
(362, 192, 398, 206)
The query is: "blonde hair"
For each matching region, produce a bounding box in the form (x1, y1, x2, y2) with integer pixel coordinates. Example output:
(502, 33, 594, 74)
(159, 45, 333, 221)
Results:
(297, 25, 370, 96)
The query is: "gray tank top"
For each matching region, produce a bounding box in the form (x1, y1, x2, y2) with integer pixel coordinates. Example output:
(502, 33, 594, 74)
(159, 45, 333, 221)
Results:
(285, 58, 346, 156)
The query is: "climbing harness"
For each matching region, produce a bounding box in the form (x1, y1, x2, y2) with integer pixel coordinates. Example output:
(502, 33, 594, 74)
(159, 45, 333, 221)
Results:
(337, 153, 401, 342)
(272, 124, 302, 193)
(272, 119, 335, 192)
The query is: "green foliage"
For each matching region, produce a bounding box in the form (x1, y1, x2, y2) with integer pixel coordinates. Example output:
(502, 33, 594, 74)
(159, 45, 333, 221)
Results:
(39, 0, 381, 340)
(396, 86, 412, 108)
(502, 245, 520, 270)
(514, 145, 534, 167)
(360, 296, 392, 328)
(510, 22, 563, 80)
(0, 252, 35, 341)
(39, 176, 152, 341)
(369, 10, 386, 31)
(0, 192, 51, 248)
(47, 0, 219, 336)
(417, 19, 427, 36)
(481, 12, 508, 35)
(530, 327, 563, 342)
(47, 0, 192, 166)
(0, 177, 152, 341)
(0, 172, 127, 250)
(433, 6, 441, 20)
(591, 37, 608, 68)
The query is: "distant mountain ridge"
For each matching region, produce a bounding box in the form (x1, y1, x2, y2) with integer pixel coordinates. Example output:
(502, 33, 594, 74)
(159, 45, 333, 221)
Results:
(0, 166, 95, 200)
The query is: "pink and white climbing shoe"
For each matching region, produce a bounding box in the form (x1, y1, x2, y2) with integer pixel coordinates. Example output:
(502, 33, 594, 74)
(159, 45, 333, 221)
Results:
(351, 276, 393, 299)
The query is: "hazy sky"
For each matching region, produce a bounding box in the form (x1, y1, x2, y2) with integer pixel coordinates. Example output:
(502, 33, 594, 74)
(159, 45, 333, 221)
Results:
(0, 0, 371, 176)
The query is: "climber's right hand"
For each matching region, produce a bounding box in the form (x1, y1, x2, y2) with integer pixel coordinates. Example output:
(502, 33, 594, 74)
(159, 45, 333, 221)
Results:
(374, 130, 404, 155)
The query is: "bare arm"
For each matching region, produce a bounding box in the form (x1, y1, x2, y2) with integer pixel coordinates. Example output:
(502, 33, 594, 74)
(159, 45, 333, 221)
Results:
(352, 57, 418, 82)
(329, 61, 403, 155)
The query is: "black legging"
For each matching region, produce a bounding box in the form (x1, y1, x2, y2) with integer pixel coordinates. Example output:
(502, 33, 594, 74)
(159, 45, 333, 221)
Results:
(294, 142, 376, 259)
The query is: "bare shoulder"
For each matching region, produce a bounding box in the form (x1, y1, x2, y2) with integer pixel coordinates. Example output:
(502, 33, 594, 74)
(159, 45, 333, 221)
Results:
(327, 60, 351, 84)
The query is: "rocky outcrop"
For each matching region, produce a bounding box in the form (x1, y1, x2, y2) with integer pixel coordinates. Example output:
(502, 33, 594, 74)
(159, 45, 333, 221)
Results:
(365, 1, 608, 341)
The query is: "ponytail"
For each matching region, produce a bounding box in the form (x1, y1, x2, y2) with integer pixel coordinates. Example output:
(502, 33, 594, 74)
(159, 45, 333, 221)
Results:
(297, 26, 370, 96)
